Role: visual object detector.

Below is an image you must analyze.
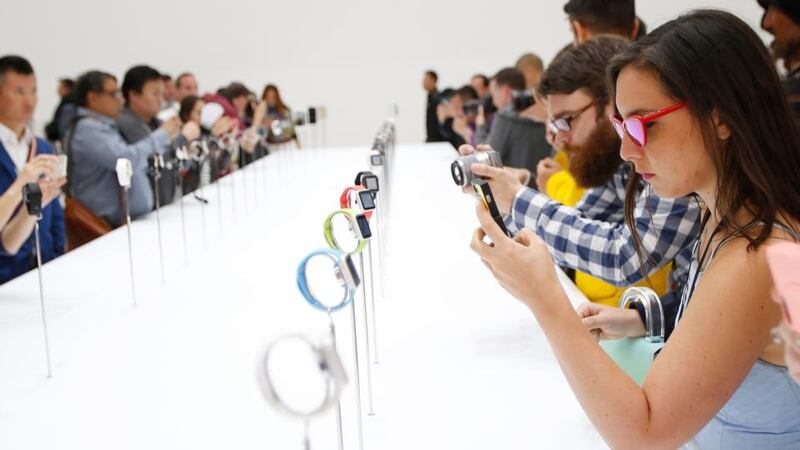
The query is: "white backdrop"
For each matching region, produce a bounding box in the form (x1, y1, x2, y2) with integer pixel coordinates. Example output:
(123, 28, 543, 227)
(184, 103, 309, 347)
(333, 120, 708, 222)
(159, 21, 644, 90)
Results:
(0, 0, 769, 146)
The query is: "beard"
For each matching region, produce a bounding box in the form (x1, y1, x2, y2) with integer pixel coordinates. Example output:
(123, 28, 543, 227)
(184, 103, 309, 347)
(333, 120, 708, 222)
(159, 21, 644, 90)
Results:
(562, 117, 623, 188)
(771, 36, 800, 65)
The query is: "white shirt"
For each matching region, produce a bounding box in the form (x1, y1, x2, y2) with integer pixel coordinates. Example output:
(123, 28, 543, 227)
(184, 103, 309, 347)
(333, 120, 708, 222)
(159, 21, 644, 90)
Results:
(0, 121, 33, 173)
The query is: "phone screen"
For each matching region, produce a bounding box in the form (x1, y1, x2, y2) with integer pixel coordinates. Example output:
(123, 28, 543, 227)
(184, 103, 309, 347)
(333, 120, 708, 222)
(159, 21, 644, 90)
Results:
(57, 154, 68, 178)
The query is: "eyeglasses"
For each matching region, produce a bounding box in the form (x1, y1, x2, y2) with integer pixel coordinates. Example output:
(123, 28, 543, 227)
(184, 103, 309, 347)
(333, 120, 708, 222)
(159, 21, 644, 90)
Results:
(97, 89, 122, 99)
(610, 102, 686, 147)
(551, 102, 595, 132)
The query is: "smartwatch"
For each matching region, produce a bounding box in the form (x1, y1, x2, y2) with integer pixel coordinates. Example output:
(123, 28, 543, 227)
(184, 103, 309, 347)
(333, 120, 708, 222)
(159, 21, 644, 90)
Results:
(296, 248, 359, 313)
(368, 149, 383, 167)
(116, 158, 133, 189)
(256, 334, 348, 419)
(323, 208, 371, 255)
(339, 186, 374, 219)
(354, 171, 380, 193)
(21, 183, 43, 217)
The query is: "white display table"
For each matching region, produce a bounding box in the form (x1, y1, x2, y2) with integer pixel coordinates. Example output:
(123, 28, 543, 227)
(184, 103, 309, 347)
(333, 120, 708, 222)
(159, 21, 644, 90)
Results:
(0, 143, 605, 449)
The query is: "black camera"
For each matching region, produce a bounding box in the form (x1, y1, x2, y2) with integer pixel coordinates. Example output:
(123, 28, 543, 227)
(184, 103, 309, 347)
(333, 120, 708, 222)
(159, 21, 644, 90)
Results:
(482, 95, 497, 116)
(462, 99, 481, 116)
(512, 89, 535, 112)
(22, 182, 42, 216)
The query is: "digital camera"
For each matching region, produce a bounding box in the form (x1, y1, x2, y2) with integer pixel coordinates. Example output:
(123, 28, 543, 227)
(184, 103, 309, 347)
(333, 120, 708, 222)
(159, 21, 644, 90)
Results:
(451, 150, 502, 187)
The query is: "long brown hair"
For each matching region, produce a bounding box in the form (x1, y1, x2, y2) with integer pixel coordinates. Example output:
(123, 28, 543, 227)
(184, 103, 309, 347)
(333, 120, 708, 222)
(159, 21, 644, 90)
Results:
(608, 10, 800, 274)
(261, 84, 289, 116)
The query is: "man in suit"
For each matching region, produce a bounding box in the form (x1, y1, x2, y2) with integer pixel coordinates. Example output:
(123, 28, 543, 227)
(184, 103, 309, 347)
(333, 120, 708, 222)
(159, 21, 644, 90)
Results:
(0, 55, 65, 284)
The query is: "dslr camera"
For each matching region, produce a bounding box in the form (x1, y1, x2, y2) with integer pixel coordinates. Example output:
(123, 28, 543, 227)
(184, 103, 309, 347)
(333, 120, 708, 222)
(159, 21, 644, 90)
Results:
(462, 99, 481, 117)
(512, 89, 535, 112)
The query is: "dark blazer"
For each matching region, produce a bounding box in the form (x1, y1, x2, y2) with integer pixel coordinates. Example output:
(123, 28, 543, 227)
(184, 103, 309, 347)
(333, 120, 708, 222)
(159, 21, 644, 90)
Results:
(0, 138, 65, 284)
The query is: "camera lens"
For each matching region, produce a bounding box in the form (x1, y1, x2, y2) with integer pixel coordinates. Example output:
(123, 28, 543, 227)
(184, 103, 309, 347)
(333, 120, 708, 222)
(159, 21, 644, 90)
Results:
(451, 161, 465, 186)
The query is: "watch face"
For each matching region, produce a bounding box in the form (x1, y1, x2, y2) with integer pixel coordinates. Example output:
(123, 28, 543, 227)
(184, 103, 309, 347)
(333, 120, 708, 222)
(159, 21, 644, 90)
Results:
(363, 175, 379, 191)
(370, 154, 383, 166)
(355, 214, 372, 239)
(358, 190, 375, 210)
(340, 254, 361, 288)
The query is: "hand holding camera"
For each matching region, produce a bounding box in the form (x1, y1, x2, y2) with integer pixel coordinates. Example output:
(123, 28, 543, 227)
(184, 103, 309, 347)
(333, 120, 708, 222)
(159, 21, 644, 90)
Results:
(160, 116, 182, 140)
(211, 116, 235, 137)
(181, 121, 201, 142)
(536, 157, 562, 192)
(19, 155, 58, 185)
(38, 177, 67, 208)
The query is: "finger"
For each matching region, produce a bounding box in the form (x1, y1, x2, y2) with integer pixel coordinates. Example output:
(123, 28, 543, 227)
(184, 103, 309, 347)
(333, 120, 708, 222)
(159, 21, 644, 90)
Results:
(475, 144, 494, 152)
(32, 154, 58, 162)
(581, 314, 602, 331)
(576, 302, 598, 319)
(470, 163, 504, 179)
(514, 228, 539, 248)
(470, 227, 494, 259)
(474, 201, 508, 246)
(458, 144, 475, 156)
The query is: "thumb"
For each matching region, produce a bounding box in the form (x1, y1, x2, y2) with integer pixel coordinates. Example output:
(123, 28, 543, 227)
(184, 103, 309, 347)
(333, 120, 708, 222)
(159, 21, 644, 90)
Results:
(458, 144, 475, 156)
(471, 163, 504, 179)
(514, 227, 538, 247)
(581, 313, 602, 332)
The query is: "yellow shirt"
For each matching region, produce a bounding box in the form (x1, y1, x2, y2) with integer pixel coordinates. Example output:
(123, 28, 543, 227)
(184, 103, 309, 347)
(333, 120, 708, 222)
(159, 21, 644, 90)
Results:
(545, 158, 670, 306)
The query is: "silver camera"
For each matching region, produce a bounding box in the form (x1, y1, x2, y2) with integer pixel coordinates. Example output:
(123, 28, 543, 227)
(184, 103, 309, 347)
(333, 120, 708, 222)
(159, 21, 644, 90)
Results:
(451, 151, 502, 187)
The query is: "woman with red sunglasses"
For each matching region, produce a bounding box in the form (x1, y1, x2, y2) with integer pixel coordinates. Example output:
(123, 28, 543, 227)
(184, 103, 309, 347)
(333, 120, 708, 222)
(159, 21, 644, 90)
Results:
(472, 10, 800, 449)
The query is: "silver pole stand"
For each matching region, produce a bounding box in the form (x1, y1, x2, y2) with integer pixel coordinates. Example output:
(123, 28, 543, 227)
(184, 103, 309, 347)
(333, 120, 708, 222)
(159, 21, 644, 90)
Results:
(215, 157, 224, 237)
(123, 192, 137, 308)
(198, 172, 208, 250)
(153, 172, 166, 285)
(374, 198, 387, 297)
(33, 221, 52, 378)
(328, 316, 345, 450)
(252, 150, 260, 211)
(229, 141, 238, 225)
(239, 142, 249, 217)
(357, 254, 375, 416)
(366, 241, 379, 364)
(349, 298, 366, 450)
(179, 175, 188, 266)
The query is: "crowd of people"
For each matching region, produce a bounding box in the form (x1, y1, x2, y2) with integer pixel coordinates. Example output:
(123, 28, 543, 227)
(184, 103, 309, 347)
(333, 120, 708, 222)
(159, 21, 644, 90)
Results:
(427, 0, 800, 448)
(0, 57, 303, 284)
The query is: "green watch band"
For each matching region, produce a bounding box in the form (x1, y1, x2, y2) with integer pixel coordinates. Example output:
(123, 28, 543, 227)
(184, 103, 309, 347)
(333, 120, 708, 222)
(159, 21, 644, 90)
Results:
(323, 208, 368, 255)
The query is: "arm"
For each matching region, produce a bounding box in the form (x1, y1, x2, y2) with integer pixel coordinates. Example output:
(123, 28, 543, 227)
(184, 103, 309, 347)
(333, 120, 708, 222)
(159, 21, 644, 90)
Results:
(1, 177, 66, 255)
(48, 191, 65, 257)
(472, 207, 782, 450)
(468, 161, 700, 287)
(75, 120, 169, 173)
(509, 185, 700, 286)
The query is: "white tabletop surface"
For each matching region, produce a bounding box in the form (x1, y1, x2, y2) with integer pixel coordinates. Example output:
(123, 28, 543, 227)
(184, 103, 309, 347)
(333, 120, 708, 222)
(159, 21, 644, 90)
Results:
(0, 143, 605, 449)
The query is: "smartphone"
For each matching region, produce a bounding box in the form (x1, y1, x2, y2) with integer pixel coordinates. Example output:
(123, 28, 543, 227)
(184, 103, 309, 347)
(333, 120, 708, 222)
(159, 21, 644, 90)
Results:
(472, 179, 512, 238)
(766, 242, 800, 333)
(57, 154, 68, 178)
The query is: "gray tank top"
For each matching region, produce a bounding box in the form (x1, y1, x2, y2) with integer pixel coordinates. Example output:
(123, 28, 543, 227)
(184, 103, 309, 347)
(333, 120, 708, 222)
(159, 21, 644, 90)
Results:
(680, 222, 800, 449)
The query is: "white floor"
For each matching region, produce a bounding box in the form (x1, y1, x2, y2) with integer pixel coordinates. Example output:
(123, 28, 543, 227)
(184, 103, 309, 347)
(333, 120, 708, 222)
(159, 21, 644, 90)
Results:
(0, 143, 606, 449)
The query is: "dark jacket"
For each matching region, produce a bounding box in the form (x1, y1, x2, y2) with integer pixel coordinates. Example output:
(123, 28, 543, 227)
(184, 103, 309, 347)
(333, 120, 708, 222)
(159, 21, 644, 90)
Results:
(425, 90, 445, 142)
(116, 107, 182, 207)
(487, 109, 551, 181)
(0, 138, 65, 284)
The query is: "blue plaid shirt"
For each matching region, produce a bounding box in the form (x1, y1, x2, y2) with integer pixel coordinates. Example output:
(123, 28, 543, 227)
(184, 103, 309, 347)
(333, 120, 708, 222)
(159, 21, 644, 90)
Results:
(508, 164, 701, 290)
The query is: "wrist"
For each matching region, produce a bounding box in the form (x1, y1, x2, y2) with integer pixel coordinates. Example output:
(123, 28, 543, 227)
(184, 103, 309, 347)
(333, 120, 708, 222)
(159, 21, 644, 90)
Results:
(524, 275, 566, 317)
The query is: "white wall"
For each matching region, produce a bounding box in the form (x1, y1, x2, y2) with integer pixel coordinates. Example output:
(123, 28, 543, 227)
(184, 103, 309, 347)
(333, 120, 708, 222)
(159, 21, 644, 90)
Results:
(0, 0, 770, 147)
